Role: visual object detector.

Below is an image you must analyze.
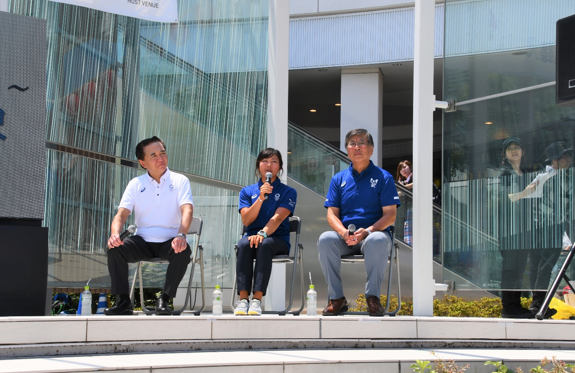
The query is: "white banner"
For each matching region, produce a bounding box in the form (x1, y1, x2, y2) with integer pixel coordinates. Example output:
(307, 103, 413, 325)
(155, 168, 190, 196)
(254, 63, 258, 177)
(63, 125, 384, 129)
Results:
(49, 0, 178, 23)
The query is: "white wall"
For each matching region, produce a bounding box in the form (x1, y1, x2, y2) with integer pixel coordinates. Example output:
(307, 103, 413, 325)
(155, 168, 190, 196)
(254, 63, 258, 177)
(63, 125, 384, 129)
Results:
(291, 0, 443, 16)
(0, 0, 8, 12)
(340, 68, 383, 166)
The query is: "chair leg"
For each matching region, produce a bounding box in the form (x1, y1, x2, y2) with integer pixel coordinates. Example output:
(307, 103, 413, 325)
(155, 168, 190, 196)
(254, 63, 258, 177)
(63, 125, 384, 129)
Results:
(130, 262, 139, 304)
(289, 245, 305, 315)
(230, 278, 237, 311)
(383, 245, 394, 314)
(230, 247, 239, 312)
(387, 244, 401, 316)
(195, 248, 206, 315)
(139, 263, 154, 315)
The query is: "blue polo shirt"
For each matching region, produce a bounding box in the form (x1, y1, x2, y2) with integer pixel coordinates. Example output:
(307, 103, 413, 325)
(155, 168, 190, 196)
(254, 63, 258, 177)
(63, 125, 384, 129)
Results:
(325, 161, 400, 233)
(239, 178, 297, 250)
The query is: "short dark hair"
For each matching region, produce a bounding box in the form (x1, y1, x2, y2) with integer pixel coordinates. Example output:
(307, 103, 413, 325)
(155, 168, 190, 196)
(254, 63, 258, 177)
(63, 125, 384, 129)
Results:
(344, 129, 374, 148)
(135, 136, 166, 161)
(255, 148, 284, 177)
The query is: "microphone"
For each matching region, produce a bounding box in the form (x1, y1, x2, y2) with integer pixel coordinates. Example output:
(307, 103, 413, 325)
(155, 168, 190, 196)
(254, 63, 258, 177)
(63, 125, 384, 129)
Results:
(348, 224, 356, 237)
(120, 225, 137, 240)
(264, 172, 272, 200)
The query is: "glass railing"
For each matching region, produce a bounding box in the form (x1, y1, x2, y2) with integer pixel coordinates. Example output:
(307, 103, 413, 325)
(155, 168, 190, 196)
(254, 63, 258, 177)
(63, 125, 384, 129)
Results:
(287, 122, 349, 196)
(287, 122, 442, 262)
(395, 182, 443, 263)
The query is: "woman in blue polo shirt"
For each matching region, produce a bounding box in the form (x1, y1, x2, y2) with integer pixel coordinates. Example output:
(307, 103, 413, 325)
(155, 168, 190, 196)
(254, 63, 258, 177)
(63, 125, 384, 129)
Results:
(234, 148, 297, 316)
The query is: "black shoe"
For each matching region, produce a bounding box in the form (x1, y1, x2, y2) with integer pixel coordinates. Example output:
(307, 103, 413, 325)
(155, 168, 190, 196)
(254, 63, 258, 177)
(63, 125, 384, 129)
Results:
(528, 301, 542, 313)
(541, 307, 557, 319)
(530, 304, 558, 320)
(104, 297, 133, 315)
(501, 306, 534, 319)
(155, 297, 172, 316)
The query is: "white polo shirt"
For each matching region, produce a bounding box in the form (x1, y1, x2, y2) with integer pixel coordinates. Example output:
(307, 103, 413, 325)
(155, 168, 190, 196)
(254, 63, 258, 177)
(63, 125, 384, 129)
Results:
(118, 168, 193, 243)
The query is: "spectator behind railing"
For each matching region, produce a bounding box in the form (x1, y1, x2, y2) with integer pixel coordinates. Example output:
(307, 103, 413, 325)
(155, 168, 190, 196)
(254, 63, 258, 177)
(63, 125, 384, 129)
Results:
(496, 136, 533, 319)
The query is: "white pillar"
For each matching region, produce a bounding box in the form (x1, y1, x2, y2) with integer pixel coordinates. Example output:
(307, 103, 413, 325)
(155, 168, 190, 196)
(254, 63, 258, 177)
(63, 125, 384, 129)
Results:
(0, 0, 8, 12)
(266, 0, 290, 312)
(412, 0, 435, 316)
(340, 68, 383, 166)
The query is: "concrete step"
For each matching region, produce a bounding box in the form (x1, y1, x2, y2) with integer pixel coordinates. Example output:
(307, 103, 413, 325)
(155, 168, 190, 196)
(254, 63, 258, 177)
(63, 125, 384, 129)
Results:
(2, 348, 575, 373)
(2, 314, 575, 358)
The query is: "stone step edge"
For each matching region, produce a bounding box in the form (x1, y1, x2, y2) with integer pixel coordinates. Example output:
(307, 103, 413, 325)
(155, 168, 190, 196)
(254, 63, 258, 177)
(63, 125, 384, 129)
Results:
(2, 339, 575, 358)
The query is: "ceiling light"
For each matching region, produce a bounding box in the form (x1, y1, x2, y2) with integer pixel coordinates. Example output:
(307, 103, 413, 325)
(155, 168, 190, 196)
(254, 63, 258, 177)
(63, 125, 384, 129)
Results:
(318, 69, 328, 72)
(335, 103, 341, 106)
(310, 109, 317, 113)
(485, 121, 493, 125)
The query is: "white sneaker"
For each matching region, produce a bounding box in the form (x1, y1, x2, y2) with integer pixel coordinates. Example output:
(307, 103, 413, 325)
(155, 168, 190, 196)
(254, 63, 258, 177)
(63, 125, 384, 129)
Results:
(248, 299, 262, 316)
(234, 299, 249, 316)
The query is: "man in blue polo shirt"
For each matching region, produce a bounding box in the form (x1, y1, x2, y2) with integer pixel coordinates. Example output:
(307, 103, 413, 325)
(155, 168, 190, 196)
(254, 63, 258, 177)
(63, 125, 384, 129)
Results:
(318, 128, 400, 316)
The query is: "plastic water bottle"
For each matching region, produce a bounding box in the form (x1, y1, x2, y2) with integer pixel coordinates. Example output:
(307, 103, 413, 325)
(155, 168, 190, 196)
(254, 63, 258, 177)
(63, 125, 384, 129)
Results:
(80, 286, 92, 316)
(213, 285, 223, 316)
(307, 285, 317, 316)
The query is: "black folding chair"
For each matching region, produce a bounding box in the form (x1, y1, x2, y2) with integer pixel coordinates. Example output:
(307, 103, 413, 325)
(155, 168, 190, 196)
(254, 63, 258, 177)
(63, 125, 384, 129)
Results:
(339, 225, 401, 316)
(230, 216, 305, 315)
(129, 217, 205, 315)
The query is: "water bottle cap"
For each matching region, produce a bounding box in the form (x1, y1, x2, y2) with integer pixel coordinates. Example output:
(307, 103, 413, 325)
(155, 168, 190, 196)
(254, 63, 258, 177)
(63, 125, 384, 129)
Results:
(215, 285, 221, 289)
(309, 285, 315, 289)
(84, 286, 89, 290)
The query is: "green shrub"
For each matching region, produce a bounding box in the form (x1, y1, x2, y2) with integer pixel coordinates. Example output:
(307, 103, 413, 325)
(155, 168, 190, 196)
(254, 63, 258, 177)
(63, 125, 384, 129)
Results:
(412, 356, 574, 373)
(350, 294, 534, 317)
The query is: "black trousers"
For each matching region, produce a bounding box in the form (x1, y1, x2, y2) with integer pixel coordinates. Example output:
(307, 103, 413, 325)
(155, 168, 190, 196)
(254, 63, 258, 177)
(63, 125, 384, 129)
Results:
(107, 235, 191, 298)
(236, 236, 288, 296)
(499, 248, 529, 310)
(530, 247, 562, 304)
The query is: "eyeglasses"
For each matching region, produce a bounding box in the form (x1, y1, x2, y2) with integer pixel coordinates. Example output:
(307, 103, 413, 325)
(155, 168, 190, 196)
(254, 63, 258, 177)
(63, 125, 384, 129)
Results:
(347, 141, 368, 148)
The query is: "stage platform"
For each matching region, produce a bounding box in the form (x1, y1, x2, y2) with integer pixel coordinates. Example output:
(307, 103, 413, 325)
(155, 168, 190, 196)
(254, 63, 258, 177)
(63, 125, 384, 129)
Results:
(2, 314, 575, 372)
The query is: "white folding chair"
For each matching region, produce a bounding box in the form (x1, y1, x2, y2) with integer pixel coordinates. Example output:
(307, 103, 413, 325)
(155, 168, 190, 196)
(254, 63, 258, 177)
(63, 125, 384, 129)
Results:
(129, 217, 205, 315)
(230, 216, 305, 315)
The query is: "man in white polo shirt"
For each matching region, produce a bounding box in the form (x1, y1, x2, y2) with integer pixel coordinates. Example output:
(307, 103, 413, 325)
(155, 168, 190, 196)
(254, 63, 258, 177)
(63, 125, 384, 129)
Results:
(105, 136, 194, 316)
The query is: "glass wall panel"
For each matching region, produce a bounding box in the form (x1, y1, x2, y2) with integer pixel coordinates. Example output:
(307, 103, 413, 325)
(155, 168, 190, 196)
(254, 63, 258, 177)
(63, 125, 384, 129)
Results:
(11, 0, 269, 290)
(46, 149, 241, 289)
(444, 0, 575, 293)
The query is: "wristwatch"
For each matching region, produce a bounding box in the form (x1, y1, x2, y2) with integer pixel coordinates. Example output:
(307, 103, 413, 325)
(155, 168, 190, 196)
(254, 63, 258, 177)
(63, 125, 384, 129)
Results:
(177, 233, 186, 240)
(366, 228, 372, 236)
(257, 230, 268, 239)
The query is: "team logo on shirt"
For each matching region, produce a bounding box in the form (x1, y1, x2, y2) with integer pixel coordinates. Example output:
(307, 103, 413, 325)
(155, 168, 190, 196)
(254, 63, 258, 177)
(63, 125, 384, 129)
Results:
(288, 198, 295, 207)
(251, 194, 257, 199)
(140, 187, 146, 193)
(370, 178, 378, 188)
(169, 184, 174, 190)
(341, 181, 346, 187)
(274, 193, 280, 201)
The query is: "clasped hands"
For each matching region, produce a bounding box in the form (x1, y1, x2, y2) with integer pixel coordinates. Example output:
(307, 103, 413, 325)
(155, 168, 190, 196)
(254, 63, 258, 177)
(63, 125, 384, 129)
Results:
(341, 228, 369, 246)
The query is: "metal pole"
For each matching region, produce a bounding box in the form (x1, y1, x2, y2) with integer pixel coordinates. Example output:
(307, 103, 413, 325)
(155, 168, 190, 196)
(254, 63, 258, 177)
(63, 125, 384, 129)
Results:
(412, 0, 435, 316)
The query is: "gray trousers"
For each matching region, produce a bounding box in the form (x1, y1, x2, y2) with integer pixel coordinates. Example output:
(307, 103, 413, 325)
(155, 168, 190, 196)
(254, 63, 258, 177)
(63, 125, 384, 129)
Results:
(318, 231, 391, 300)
